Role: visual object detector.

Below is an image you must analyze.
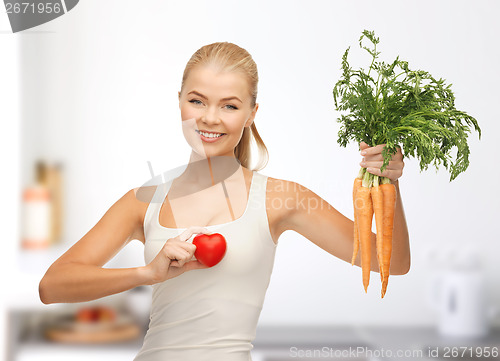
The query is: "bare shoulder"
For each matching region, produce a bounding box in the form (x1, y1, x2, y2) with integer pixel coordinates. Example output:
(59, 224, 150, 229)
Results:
(264, 176, 306, 243)
(133, 185, 158, 205)
(131, 185, 159, 244)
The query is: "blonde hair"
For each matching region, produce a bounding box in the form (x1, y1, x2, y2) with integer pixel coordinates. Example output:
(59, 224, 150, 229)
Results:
(180, 42, 269, 171)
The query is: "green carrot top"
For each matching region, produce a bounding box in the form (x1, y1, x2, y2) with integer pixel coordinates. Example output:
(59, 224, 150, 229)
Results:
(333, 30, 481, 181)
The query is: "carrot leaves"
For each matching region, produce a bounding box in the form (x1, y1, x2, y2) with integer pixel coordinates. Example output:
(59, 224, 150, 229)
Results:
(333, 30, 481, 181)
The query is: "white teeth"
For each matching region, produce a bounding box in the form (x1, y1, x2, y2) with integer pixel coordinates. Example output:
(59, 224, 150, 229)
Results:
(198, 130, 224, 138)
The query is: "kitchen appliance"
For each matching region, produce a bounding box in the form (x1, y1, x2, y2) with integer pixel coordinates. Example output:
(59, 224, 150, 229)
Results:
(427, 250, 496, 339)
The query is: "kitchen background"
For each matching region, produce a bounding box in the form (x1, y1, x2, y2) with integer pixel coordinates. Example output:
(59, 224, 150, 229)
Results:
(1, 0, 499, 360)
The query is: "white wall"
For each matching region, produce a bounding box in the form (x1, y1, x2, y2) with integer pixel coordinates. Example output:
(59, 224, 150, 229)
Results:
(0, 11, 21, 359)
(4, 0, 499, 330)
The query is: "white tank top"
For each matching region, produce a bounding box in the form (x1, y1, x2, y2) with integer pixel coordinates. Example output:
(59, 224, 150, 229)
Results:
(134, 171, 278, 361)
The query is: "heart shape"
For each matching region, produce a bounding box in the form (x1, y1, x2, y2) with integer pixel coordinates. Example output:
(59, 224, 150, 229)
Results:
(192, 233, 227, 267)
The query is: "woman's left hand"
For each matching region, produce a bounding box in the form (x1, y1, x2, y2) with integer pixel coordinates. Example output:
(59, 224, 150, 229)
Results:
(359, 141, 404, 182)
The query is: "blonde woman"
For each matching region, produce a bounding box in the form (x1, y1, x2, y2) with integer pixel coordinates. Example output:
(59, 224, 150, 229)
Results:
(39, 42, 410, 361)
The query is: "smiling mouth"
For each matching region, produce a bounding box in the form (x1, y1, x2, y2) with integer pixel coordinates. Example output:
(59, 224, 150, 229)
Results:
(195, 129, 226, 138)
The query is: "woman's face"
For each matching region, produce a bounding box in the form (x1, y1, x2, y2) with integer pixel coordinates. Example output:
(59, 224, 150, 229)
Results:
(178, 65, 258, 160)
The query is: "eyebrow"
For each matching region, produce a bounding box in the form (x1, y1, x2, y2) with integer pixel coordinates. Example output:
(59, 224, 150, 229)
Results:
(187, 90, 242, 103)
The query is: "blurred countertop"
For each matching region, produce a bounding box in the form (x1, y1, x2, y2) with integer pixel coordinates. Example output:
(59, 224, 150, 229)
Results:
(253, 325, 500, 360)
(12, 324, 500, 361)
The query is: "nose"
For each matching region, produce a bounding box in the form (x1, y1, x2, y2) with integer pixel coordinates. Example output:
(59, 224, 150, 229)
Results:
(201, 105, 221, 125)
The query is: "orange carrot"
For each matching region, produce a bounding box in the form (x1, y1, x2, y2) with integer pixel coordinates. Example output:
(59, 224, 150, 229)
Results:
(351, 177, 362, 265)
(370, 178, 384, 281)
(380, 182, 396, 298)
(354, 182, 373, 293)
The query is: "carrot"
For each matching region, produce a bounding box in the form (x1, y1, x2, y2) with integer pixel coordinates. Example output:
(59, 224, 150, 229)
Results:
(380, 181, 396, 298)
(354, 171, 373, 293)
(370, 177, 384, 281)
(351, 177, 363, 265)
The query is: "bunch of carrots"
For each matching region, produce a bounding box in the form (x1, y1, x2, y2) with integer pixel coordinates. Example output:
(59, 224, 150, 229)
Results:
(352, 167, 396, 298)
(333, 30, 481, 297)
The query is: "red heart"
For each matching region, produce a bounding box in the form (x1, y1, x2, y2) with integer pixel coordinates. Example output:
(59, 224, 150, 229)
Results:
(192, 233, 227, 267)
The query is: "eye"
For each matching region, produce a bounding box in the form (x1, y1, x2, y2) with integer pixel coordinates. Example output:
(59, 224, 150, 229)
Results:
(188, 99, 203, 105)
(225, 104, 238, 110)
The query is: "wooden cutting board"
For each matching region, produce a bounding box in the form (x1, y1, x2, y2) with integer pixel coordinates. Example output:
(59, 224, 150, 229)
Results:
(44, 315, 141, 344)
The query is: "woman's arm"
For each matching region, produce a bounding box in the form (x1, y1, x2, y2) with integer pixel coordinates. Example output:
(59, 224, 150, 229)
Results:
(39, 188, 153, 304)
(271, 143, 410, 275)
(275, 179, 409, 275)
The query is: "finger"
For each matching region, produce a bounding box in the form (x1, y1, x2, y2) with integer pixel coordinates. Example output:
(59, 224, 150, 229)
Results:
(365, 166, 402, 182)
(395, 146, 404, 159)
(360, 160, 403, 171)
(365, 166, 388, 178)
(170, 260, 181, 267)
(174, 254, 189, 267)
(183, 260, 210, 271)
(178, 226, 210, 242)
(359, 141, 370, 151)
(177, 240, 197, 254)
(171, 248, 196, 267)
(363, 149, 404, 165)
(361, 143, 386, 156)
(167, 248, 191, 266)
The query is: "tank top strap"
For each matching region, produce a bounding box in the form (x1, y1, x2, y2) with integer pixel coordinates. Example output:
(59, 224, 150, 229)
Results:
(247, 171, 268, 215)
(143, 181, 170, 233)
(246, 171, 275, 247)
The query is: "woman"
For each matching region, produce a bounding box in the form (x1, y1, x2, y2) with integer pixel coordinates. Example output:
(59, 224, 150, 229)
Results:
(39, 42, 409, 361)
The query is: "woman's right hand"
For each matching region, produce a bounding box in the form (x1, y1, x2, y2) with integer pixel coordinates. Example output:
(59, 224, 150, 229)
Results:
(144, 226, 212, 285)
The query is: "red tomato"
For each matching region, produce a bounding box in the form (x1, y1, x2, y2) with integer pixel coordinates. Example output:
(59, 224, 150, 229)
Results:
(192, 233, 227, 267)
(76, 307, 98, 323)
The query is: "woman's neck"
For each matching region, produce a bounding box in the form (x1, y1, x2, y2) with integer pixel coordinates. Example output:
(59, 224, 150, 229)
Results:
(180, 154, 242, 186)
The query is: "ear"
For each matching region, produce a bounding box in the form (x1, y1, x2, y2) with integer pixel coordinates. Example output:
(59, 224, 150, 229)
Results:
(245, 103, 259, 128)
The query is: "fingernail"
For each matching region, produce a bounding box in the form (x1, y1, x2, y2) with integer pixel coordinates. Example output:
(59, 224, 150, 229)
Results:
(361, 151, 367, 155)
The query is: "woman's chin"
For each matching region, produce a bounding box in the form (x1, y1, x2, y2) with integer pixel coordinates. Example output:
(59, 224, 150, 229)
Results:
(185, 138, 236, 158)
(190, 145, 225, 159)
